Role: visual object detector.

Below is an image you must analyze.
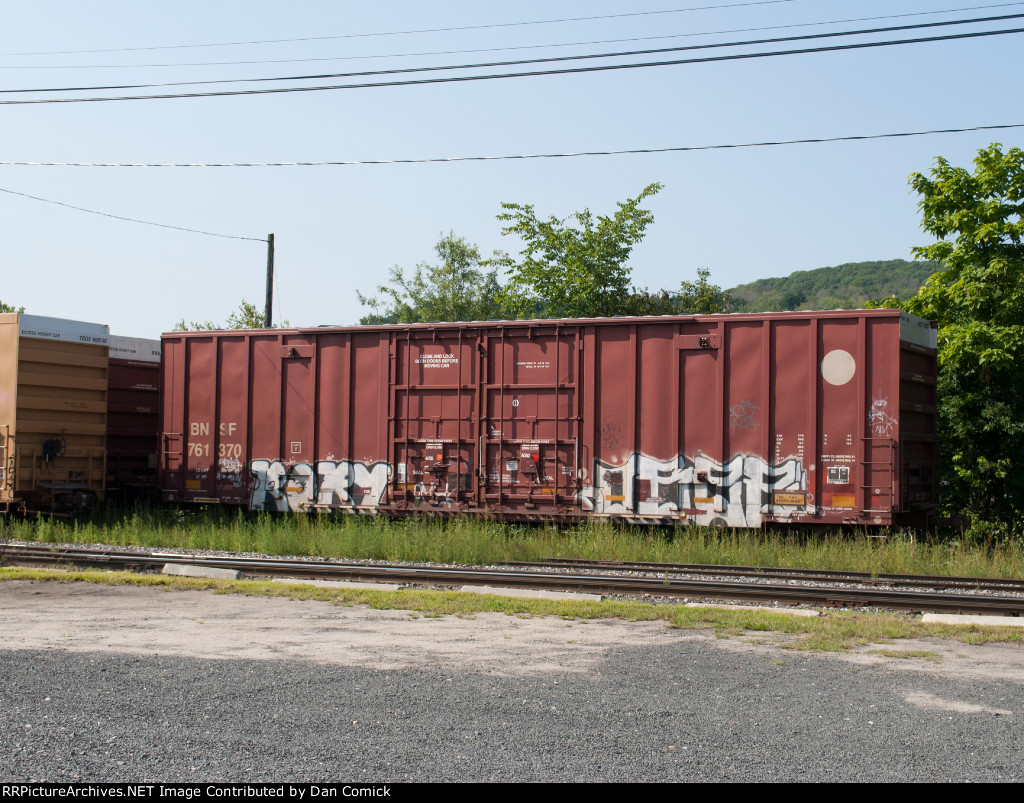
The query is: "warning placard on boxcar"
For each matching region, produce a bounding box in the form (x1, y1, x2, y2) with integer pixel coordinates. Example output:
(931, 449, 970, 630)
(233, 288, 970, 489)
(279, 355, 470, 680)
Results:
(773, 493, 806, 506)
(416, 353, 459, 368)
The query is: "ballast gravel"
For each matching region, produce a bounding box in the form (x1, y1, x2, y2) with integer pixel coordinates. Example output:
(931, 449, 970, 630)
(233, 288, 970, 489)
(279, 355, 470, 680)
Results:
(1, 581, 1022, 783)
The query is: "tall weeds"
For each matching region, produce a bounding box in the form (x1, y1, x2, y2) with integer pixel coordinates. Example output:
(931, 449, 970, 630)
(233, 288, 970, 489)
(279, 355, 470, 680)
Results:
(3, 508, 1022, 579)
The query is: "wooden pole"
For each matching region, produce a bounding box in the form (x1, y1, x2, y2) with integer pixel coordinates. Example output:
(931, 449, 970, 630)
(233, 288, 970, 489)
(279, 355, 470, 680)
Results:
(264, 233, 275, 328)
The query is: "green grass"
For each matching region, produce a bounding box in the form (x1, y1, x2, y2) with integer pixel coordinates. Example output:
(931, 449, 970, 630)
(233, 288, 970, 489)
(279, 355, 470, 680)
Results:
(2, 566, 1022, 653)
(3, 506, 1023, 579)
(866, 648, 943, 662)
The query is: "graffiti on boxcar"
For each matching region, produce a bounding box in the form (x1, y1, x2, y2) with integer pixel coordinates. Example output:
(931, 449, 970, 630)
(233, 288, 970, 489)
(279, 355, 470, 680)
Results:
(581, 453, 806, 526)
(729, 401, 760, 433)
(217, 456, 244, 488)
(869, 397, 897, 437)
(249, 459, 390, 511)
(315, 461, 391, 508)
(598, 417, 623, 449)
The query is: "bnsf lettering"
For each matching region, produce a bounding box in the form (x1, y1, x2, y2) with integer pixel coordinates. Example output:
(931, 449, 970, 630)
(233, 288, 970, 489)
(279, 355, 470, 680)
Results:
(219, 422, 238, 436)
(190, 422, 210, 436)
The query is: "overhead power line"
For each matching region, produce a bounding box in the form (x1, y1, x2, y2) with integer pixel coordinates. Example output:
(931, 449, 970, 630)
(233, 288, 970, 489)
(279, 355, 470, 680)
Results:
(2, 26, 1021, 104)
(0, 186, 265, 241)
(1, 123, 1017, 242)
(7, 13, 1022, 95)
(8, 2, 1022, 70)
(0, 1, 796, 57)
(4, 123, 1020, 168)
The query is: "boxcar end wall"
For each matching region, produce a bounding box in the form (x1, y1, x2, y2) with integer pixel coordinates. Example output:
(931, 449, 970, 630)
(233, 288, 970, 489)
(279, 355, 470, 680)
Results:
(106, 335, 161, 496)
(158, 310, 939, 528)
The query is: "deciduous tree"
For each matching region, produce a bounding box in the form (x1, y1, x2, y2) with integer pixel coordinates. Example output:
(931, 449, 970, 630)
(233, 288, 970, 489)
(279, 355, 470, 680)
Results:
(677, 267, 733, 314)
(357, 233, 504, 324)
(492, 183, 663, 318)
(897, 144, 1024, 531)
(621, 269, 733, 316)
(174, 300, 273, 330)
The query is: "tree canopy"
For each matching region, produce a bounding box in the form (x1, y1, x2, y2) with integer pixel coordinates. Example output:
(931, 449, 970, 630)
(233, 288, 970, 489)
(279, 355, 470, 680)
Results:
(492, 183, 663, 318)
(904, 144, 1024, 368)
(357, 233, 503, 324)
(621, 269, 733, 316)
(174, 300, 271, 331)
(0, 300, 25, 314)
(354, 185, 732, 325)
(899, 144, 1024, 531)
(677, 268, 733, 314)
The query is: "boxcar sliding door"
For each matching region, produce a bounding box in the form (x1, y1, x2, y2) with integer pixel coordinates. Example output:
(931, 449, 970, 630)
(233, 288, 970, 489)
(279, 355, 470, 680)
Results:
(389, 329, 481, 511)
(481, 323, 582, 517)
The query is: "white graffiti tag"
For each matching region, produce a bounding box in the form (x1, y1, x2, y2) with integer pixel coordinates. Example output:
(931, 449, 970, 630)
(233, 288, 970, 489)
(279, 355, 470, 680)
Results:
(581, 453, 807, 527)
(249, 459, 391, 512)
(729, 401, 760, 433)
(869, 398, 897, 437)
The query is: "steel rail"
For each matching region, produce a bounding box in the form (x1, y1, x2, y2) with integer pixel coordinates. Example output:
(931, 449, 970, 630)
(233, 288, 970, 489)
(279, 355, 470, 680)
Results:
(508, 558, 1024, 593)
(2, 543, 1022, 616)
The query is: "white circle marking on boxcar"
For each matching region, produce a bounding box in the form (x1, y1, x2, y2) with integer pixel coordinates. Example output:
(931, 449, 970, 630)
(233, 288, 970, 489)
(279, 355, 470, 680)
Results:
(821, 349, 856, 386)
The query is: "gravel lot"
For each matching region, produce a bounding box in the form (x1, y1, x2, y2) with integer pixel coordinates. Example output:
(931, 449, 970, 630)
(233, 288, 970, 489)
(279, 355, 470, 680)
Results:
(1, 581, 1022, 782)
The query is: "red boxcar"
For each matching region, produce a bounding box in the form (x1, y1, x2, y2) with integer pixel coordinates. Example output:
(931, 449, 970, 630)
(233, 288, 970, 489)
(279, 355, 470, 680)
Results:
(158, 310, 938, 528)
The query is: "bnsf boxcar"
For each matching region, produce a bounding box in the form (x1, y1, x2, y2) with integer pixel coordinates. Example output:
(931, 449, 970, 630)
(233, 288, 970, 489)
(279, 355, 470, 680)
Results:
(158, 310, 938, 528)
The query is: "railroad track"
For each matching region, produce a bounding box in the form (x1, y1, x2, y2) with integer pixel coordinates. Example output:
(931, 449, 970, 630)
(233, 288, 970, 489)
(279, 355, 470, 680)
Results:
(509, 558, 1024, 594)
(2, 542, 1022, 617)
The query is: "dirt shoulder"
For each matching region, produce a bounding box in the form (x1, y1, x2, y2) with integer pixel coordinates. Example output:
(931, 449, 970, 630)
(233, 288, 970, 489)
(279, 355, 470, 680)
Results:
(3, 580, 1023, 684)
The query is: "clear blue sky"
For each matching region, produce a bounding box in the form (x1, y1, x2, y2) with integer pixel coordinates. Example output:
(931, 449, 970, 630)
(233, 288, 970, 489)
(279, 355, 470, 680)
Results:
(1, 0, 1019, 337)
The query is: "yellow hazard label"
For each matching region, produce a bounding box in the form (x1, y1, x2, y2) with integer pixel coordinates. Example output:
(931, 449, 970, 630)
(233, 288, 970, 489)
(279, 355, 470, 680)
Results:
(773, 493, 806, 506)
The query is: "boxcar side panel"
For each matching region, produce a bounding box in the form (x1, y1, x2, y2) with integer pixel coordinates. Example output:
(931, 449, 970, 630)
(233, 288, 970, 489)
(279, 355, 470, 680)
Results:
(214, 335, 248, 504)
(0, 315, 20, 506)
(722, 321, 770, 527)
(770, 320, 814, 523)
(313, 332, 354, 508)
(183, 336, 216, 499)
(1, 314, 110, 510)
(157, 310, 938, 527)
(817, 318, 866, 521)
(348, 331, 390, 508)
(589, 325, 633, 514)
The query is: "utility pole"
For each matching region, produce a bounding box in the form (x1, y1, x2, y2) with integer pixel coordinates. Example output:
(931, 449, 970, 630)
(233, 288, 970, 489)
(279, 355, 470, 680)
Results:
(264, 233, 275, 328)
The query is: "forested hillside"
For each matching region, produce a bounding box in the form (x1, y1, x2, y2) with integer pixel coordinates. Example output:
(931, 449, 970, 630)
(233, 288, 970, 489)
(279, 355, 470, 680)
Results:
(727, 259, 940, 312)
